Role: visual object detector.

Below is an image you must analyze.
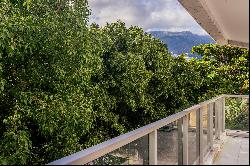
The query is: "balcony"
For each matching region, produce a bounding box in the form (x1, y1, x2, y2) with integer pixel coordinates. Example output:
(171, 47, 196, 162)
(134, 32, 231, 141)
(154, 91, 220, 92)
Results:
(47, 94, 249, 165)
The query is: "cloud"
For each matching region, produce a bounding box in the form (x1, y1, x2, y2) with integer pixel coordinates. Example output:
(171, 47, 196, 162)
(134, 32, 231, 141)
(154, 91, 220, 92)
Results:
(88, 0, 208, 35)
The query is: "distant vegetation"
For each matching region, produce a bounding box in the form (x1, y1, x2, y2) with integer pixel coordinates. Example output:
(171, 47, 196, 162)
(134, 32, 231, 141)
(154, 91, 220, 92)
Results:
(225, 98, 249, 130)
(0, 0, 248, 165)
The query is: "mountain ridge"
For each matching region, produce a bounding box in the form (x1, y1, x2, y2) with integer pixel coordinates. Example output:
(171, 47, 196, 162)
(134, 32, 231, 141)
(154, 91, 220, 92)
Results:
(147, 30, 215, 57)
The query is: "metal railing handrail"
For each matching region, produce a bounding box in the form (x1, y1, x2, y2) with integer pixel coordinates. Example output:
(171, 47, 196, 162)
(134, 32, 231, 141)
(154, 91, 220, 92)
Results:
(225, 94, 249, 98)
(47, 94, 248, 165)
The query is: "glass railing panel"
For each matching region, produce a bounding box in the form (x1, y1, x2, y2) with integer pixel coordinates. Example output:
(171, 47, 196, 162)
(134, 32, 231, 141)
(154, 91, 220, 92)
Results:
(157, 121, 178, 165)
(202, 105, 209, 154)
(188, 111, 198, 164)
(86, 135, 149, 165)
(213, 102, 216, 139)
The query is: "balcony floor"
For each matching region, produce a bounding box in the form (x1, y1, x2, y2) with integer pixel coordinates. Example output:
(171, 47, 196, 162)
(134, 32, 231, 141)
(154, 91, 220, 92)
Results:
(213, 130, 249, 165)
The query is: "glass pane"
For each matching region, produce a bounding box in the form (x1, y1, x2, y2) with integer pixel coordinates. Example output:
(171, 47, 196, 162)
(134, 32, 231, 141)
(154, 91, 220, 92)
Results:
(188, 111, 198, 164)
(213, 102, 216, 139)
(157, 121, 178, 165)
(86, 135, 149, 165)
(202, 105, 208, 154)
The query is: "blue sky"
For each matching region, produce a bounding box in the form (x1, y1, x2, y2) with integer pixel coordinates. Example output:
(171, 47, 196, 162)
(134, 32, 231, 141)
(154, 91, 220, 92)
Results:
(88, 0, 208, 35)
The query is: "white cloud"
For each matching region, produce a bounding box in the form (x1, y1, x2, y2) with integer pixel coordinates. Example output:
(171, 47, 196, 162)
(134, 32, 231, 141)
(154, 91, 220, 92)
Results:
(88, 0, 208, 35)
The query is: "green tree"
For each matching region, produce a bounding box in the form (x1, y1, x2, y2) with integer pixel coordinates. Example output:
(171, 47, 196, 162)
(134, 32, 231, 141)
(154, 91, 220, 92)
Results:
(191, 44, 249, 100)
(0, 0, 98, 164)
(0, 0, 248, 164)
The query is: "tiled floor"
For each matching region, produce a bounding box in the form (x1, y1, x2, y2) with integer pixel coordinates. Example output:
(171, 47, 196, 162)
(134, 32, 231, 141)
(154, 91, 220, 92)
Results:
(213, 130, 249, 165)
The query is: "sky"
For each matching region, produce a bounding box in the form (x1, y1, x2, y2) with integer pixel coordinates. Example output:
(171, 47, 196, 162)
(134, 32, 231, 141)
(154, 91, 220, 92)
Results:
(88, 0, 208, 35)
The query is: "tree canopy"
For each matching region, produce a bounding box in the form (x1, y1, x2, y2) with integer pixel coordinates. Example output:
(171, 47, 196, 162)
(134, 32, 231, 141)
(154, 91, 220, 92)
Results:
(0, 0, 248, 164)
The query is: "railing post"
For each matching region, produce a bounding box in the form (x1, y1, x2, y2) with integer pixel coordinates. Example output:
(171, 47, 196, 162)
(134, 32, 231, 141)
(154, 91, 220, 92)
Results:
(242, 96, 249, 108)
(215, 99, 221, 140)
(178, 116, 188, 165)
(149, 130, 157, 165)
(178, 118, 183, 165)
(142, 136, 149, 165)
(207, 103, 214, 150)
(196, 109, 199, 164)
(219, 99, 223, 133)
(183, 115, 189, 165)
(196, 108, 203, 164)
(221, 97, 225, 132)
(245, 97, 249, 104)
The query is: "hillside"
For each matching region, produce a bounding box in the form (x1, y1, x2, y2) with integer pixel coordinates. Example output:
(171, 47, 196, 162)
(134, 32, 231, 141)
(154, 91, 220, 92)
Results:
(148, 31, 215, 57)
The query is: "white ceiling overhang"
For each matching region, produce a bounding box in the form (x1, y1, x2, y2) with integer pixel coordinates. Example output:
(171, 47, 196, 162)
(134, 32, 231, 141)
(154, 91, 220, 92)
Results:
(178, 0, 249, 48)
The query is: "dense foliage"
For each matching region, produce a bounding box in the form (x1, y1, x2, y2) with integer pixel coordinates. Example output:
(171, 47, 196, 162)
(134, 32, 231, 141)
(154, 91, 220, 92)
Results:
(0, 0, 248, 165)
(191, 44, 249, 98)
(225, 98, 249, 130)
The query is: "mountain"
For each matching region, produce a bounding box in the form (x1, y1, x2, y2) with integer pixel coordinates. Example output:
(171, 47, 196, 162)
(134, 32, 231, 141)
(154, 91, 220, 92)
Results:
(147, 31, 215, 58)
